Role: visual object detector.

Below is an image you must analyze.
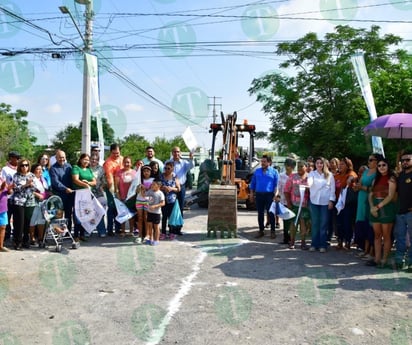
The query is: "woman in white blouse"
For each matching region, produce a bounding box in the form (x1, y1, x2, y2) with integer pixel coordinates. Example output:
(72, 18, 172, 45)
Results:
(307, 157, 336, 252)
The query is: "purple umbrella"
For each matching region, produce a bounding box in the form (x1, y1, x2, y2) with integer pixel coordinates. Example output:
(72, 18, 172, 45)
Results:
(363, 113, 412, 139)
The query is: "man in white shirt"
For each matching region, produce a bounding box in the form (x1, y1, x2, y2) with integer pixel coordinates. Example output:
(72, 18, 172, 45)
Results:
(164, 146, 194, 234)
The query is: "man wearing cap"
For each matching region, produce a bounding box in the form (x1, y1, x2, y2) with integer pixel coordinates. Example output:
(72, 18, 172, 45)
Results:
(1, 151, 20, 240)
(142, 146, 164, 173)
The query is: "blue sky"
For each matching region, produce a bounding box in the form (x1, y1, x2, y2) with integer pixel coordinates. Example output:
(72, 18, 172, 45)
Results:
(1, 0, 412, 151)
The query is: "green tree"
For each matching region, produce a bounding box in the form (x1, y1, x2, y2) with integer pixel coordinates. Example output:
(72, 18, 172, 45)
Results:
(249, 25, 412, 164)
(0, 103, 36, 164)
(118, 135, 189, 164)
(51, 117, 116, 164)
(119, 134, 150, 163)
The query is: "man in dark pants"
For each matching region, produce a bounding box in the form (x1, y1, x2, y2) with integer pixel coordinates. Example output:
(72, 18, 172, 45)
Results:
(50, 150, 74, 232)
(249, 155, 279, 239)
(165, 147, 194, 235)
(394, 151, 412, 270)
(103, 143, 123, 236)
(1, 151, 20, 241)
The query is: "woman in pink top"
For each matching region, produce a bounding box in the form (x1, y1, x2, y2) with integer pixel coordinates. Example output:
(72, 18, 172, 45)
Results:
(0, 177, 13, 252)
(115, 156, 136, 237)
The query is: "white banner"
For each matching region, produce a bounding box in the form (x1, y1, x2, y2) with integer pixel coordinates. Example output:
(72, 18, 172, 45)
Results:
(86, 53, 105, 161)
(74, 188, 106, 234)
(182, 126, 198, 153)
(351, 53, 384, 156)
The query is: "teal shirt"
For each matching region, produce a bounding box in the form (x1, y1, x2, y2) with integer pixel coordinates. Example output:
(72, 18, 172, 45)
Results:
(356, 168, 376, 222)
(71, 165, 94, 190)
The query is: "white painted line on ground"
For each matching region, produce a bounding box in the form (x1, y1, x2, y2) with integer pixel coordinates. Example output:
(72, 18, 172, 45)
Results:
(145, 250, 208, 345)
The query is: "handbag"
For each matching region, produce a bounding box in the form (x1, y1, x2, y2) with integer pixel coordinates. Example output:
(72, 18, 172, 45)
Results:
(169, 200, 184, 227)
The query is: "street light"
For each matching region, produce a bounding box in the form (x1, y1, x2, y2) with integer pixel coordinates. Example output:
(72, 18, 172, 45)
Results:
(59, 2, 93, 154)
(58, 6, 85, 43)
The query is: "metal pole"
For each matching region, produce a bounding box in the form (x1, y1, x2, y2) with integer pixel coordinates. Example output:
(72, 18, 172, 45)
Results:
(80, 0, 93, 154)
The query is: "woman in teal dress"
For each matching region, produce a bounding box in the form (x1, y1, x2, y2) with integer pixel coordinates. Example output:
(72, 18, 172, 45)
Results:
(353, 154, 382, 256)
(367, 158, 397, 267)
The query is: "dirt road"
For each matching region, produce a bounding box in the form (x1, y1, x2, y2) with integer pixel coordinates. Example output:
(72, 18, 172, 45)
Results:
(0, 205, 411, 345)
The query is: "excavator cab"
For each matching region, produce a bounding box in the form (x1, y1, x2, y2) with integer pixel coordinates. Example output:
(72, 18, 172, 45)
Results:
(189, 111, 256, 211)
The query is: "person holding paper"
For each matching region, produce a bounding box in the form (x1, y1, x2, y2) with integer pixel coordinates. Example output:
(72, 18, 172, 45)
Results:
(114, 156, 137, 237)
(165, 146, 194, 235)
(284, 161, 310, 249)
(72, 153, 96, 242)
(249, 155, 279, 239)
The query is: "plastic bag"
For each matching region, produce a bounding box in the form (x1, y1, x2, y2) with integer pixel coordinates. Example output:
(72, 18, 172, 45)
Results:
(169, 201, 184, 227)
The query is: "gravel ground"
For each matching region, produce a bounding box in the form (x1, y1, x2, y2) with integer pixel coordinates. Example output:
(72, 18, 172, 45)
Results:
(0, 205, 411, 345)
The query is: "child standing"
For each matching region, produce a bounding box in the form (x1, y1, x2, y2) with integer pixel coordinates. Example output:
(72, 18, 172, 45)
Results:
(135, 166, 154, 243)
(145, 181, 165, 246)
(0, 177, 12, 252)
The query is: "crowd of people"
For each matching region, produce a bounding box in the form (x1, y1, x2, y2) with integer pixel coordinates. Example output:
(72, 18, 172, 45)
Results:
(1, 145, 411, 271)
(249, 152, 412, 270)
(0, 144, 194, 251)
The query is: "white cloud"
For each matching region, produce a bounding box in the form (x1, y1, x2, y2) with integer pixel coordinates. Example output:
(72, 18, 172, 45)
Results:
(44, 103, 62, 114)
(124, 103, 144, 112)
(1, 94, 21, 105)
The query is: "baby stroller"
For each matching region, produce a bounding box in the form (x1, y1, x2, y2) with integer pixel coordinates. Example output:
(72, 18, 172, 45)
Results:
(40, 195, 79, 252)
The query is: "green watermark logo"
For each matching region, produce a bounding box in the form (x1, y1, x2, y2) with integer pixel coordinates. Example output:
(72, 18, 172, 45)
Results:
(298, 268, 336, 305)
(390, 0, 412, 11)
(158, 21, 196, 58)
(116, 244, 156, 276)
(52, 320, 90, 345)
(75, 40, 113, 76)
(95, 104, 127, 139)
(320, 0, 358, 25)
(214, 286, 252, 325)
(378, 268, 411, 292)
(241, 5, 279, 41)
(0, 1, 22, 38)
(391, 319, 412, 345)
(198, 236, 241, 257)
(39, 256, 77, 293)
(0, 331, 21, 345)
(313, 334, 349, 344)
(0, 270, 9, 302)
(131, 303, 167, 342)
(0, 57, 34, 93)
(28, 121, 49, 146)
(171, 86, 209, 126)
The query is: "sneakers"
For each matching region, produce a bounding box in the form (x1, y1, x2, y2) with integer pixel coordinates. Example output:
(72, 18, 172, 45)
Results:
(275, 223, 280, 229)
(319, 248, 326, 253)
(309, 247, 316, 252)
(134, 237, 142, 244)
(133, 229, 139, 236)
(151, 241, 159, 246)
(144, 238, 151, 245)
(159, 233, 166, 240)
(254, 232, 264, 238)
(0, 247, 10, 252)
(168, 233, 176, 240)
